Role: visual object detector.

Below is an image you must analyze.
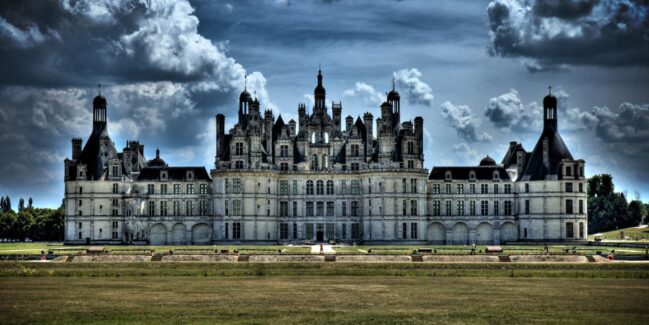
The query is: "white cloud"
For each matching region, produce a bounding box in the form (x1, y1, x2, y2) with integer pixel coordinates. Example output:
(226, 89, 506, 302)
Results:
(441, 101, 492, 142)
(484, 89, 542, 132)
(393, 68, 434, 107)
(343, 82, 384, 107)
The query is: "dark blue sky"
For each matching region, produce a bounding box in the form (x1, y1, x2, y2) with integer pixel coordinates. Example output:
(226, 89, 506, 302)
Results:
(0, 0, 648, 207)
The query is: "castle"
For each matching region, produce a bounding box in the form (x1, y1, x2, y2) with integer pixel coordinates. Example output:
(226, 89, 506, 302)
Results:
(64, 69, 587, 244)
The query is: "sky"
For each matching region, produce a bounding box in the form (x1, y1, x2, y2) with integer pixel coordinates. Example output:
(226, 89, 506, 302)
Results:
(0, 0, 648, 208)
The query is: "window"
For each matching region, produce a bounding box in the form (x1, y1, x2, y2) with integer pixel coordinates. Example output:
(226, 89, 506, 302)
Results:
(160, 201, 168, 216)
(566, 166, 572, 176)
(524, 228, 528, 238)
(326, 202, 334, 216)
(566, 199, 573, 214)
(481, 201, 488, 216)
(280, 145, 289, 157)
(481, 184, 488, 194)
(410, 200, 417, 216)
(469, 200, 476, 216)
(186, 201, 194, 215)
(186, 184, 194, 194)
(306, 202, 314, 216)
(280, 163, 289, 171)
(403, 200, 408, 215)
(233, 200, 241, 215)
(233, 179, 242, 194)
(403, 179, 407, 193)
(280, 223, 288, 239)
(566, 222, 574, 238)
(326, 180, 334, 195)
(293, 223, 298, 239)
(199, 184, 207, 194)
(445, 184, 451, 194)
(504, 200, 512, 216)
(342, 201, 347, 217)
(494, 201, 499, 216)
(312, 155, 319, 170)
(316, 180, 324, 195)
(280, 180, 289, 195)
(351, 180, 360, 195)
(407, 142, 414, 154)
(306, 181, 314, 195)
(402, 223, 407, 239)
(79, 186, 83, 194)
(525, 200, 530, 214)
(410, 223, 418, 239)
(456, 184, 464, 194)
(433, 201, 441, 216)
(470, 184, 476, 194)
(407, 160, 414, 169)
(579, 222, 584, 238)
(351, 201, 359, 216)
(316, 202, 324, 216)
(351, 163, 359, 171)
(525, 183, 529, 193)
(233, 222, 241, 239)
(292, 180, 298, 195)
(579, 199, 584, 214)
(432, 184, 440, 194)
(292, 201, 297, 216)
(351, 223, 360, 240)
(565, 183, 573, 192)
(148, 201, 155, 216)
(173, 201, 181, 216)
(368, 180, 372, 194)
(351, 144, 360, 156)
(112, 183, 118, 194)
(410, 179, 417, 193)
(457, 201, 464, 215)
(235, 161, 244, 169)
(579, 183, 584, 193)
(147, 184, 154, 194)
(174, 184, 181, 194)
(445, 201, 452, 216)
(504, 184, 511, 194)
(494, 184, 499, 194)
(342, 224, 347, 239)
(224, 200, 229, 216)
(112, 165, 118, 177)
(161, 184, 168, 194)
(280, 201, 289, 216)
(235, 142, 244, 155)
(341, 180, 347, 194)
(112, 199, 118, 207)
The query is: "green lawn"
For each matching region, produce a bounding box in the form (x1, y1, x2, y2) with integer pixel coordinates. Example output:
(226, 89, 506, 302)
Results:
(0, 262, 648, 324)
(0, 243, 311, 255)
(333, 244, 647, 255)
(589, 226, 649, 241)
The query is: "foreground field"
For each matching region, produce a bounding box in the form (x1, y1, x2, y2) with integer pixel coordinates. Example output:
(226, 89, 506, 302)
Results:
(0, 263, 649, 324)
(589, 225, 649, 241)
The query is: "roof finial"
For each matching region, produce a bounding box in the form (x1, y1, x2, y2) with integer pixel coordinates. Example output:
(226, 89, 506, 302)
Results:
(156, 147, 160, 158)
(318, 63, 321, 72)
(548, 84, 552, 95)
(98, 83, 101, 96)
(244, 74, 247, 91)
(392, 76, 395, 91)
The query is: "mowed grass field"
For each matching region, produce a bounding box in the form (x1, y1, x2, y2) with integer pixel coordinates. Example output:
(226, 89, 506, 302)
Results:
(1, 262, 649, 324)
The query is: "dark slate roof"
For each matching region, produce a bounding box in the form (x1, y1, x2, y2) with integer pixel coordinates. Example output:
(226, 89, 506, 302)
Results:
(479, 155, 496, 166)
(137, 167, 211, 182)
(77, 125, 118, 180)
(501, 142, 526, 168)
(218, 134, 232, 161)
(334, 142, 346, 164)
(428, 166, 511, 181)
(520, 128, 573, 181)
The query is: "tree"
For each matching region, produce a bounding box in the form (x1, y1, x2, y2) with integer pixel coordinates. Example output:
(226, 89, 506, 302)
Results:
(28, 197, 33, 209)
(626, 200, 645, 227)
(18, 198, 25, 212)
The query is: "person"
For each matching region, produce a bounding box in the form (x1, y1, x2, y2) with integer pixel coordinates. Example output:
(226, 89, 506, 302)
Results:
(544, 243, 548, 255)
(320, 243, 323, 254)
(471, 241, 476, 255)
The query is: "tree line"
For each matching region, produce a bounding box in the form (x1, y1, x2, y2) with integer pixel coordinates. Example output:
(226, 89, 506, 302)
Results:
(0, 196, 64, 241)
(587, 174, 649, 233)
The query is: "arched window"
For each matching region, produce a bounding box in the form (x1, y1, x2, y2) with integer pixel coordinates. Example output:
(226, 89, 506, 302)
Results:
(326, 180, 334, 195)
(322, 155, 328, 170)
(323, 132, 329, 144)
(445, 171, 452, 180)
(493, 171, 500, 180)
(316, 180, 324, 195)
(311, 132, 316, 144)
(312, 154, 318, 170)
(306, 180, 314, 195)
(469, 170, 476, 180)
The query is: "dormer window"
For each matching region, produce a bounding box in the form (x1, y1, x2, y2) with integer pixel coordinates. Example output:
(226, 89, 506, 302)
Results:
(493, 171, 500, 180)
(445, 171, 452, 181)
(186, 171, 194, 180)
(469, 171, 476, 181)
(566, 166, 572, 177)
(160, 171, 168, 181)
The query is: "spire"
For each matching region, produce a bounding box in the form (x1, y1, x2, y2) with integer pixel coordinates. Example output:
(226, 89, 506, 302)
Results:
(392, 77, 395, 91)
(156, 148, 160, 159)
(244, 74, 247, 91)
(98, 83, 101, 96)
(548, 84, 552, 95)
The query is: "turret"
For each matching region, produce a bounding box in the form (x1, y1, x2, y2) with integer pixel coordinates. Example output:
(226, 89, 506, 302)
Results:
(216, 114, 225, 161)
(543, 85, 557, 132)
(71, 138, 82, 160)
(363, 112, 374, 140)
(298, 103, 307, 132)
(387, 78, 400, 128)
(288, 119, 297, 136)
(414, 116, 423, 154)
(92, 85, 107, 132)
(332, 102, 342, 132)
(345, 115, 354, 133)
(380, 102, 392, 132)
(314, 67, 326, 113)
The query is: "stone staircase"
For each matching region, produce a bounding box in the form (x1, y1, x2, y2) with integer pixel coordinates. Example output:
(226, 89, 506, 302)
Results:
(324, 254, 336, 262)
(238, 254, 250, 262)
(586, 255, 597, 263)
(151, 254, 163, 262)
(411, 255, 423, 262)
(498, 255, 511, 263)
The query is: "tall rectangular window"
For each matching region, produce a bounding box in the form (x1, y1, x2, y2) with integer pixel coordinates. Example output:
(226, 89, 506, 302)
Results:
(457, 201, 464, 215)
(186, 184, 194, 194)
(148, 201, 155, 216)
(173, 201, 180, 216)
(565, 183, 573, 192)
(481, 201, 488, 216)
(306, 202, 314, 216)
(351, 201, 359, 216)
(233, 200, 241, 215)
(280, 180, 289, 195)
(293, 180, 298, 195)
(410, 200, 417, 216)
(504, 184, 511, 194)
(493, 201, 499, 216)
(579, 199, 584, 214)
(232, 179, 242, 194)
(481, 184, 488, 194)
(494, 184, 499, 194)
(199, 184, 207, 194)
(161, 184, 168, 194)
(504, 200, 512, 216)
(433, 201, 441, 216)
(432, 184, 440, 194)
(566, 199, 573, 214)
(160, 201, 168, 216)
(457, 184, 464, 194)
(186, 201, 194, 215)
(410, 222, 418, 239)
(293, 201, 297, 216)
(566, 222, 574, 238)
(316, 202, 324, 216)
(174, 184, 181, 194)
(402, 222, 407, 239)
(280, 201, 289, 216)
(147, 184, 154, 194)
(469, 200, 476, 216)
(445, 201, 452, 216)
(326, 201, 334, 216)
(341, 180, 347, 195)
(233, 222, 241, 239)
(342, 201, 347, 217)
(579, 222, 584, 238)
(351, 180, 360, 195)
(470, 184, 476, 194)
(525, 200, 530, 214)
(410, 179, 417, 194)
(280, 223, 288, 239)
(445, 184, 451, 194)
(112, 183, 118, 194)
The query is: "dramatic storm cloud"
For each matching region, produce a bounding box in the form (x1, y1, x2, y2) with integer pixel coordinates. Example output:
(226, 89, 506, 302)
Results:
(487, 0, 649, 71)
(441, 101, 492, 142)
(1, 0, 648, 206)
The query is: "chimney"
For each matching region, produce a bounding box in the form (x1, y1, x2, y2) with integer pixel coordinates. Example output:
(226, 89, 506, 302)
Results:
(363, 112, 374, 140)
(288, 119, 297, 136)
(216, 114, 225, 159)
(71, 138, 83, 160)
(332, 102, 342, 133)
(345, 115, 354, 133)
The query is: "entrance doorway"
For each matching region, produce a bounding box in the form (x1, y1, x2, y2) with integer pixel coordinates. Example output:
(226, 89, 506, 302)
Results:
(316, 223, 324, 241)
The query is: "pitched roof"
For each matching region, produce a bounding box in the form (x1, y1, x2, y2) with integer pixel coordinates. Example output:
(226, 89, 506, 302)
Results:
(77, 125, 118, 180)
(429, 166, 511, 181)
(520, 128, 573, 181)
(137, 166, 211, 181)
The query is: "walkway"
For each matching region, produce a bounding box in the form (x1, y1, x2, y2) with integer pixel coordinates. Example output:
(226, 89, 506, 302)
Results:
(310, 244, 336, 254)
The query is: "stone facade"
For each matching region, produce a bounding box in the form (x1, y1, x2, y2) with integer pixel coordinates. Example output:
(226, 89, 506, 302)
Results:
(64, 71, 587, 245)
